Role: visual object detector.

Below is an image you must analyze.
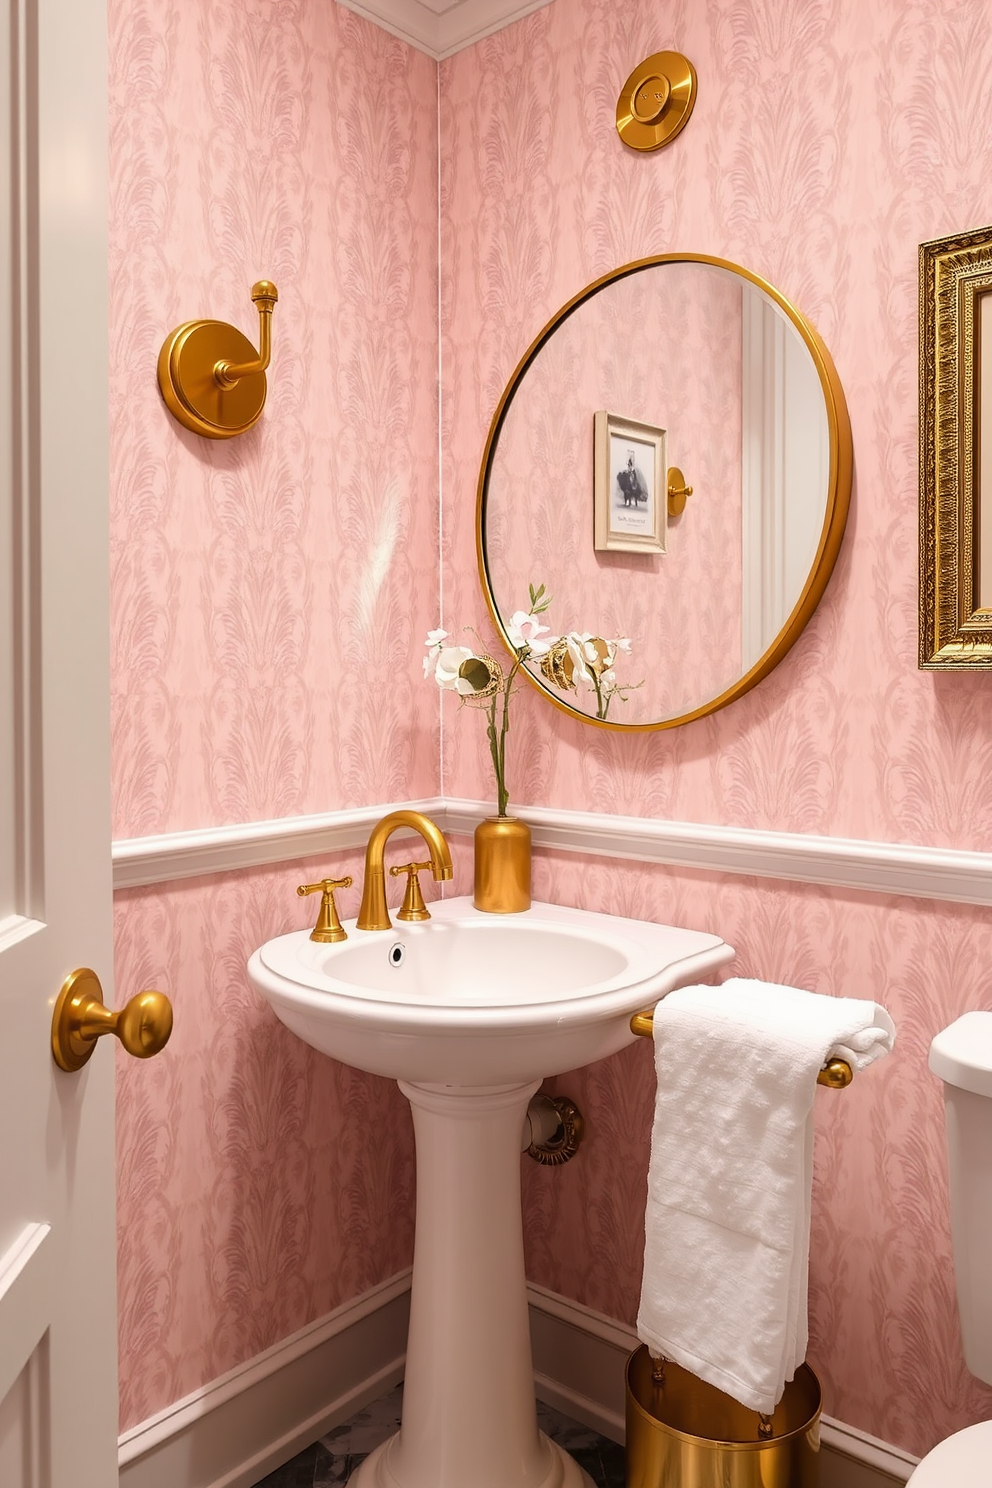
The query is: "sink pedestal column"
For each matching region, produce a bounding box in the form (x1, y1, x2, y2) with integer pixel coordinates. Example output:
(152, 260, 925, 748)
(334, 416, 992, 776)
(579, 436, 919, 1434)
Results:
(350, 1080, 595, 1488)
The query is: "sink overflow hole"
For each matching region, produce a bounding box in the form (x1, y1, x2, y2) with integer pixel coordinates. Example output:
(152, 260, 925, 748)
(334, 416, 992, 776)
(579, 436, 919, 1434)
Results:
(388, 943, 405, 967)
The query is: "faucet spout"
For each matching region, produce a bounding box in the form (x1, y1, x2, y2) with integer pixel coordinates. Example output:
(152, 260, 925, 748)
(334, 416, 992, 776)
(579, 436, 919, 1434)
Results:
(356, 810, 453, 932)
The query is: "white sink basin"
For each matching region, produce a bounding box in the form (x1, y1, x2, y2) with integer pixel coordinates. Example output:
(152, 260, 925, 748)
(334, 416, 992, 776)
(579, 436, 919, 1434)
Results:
(248, 894, 734, 1086)
(248, 892, 734, 1488)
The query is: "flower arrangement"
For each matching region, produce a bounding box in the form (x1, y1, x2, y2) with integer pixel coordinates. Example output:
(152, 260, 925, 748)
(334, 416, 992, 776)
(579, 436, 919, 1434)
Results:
(539, 632, 636, 723)
(425, 585, 638, 819)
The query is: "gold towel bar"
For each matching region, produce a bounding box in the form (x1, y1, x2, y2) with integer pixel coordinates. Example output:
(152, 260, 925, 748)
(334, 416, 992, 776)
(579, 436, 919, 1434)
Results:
(629, 1012, 854, 1089)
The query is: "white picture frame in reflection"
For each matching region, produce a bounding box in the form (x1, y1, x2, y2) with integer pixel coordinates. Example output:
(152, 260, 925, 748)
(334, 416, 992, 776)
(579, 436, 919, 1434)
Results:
(593, 411, 667, 554)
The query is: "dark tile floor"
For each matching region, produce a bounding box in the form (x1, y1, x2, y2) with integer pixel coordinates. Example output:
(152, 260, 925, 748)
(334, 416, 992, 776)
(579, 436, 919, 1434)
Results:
(252, 1384, 626, 1487)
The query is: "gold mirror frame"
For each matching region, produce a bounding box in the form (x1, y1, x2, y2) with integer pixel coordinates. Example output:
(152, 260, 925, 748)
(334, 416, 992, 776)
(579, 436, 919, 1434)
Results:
(476, 254, 853, 731)
(919, 225, 992, 667)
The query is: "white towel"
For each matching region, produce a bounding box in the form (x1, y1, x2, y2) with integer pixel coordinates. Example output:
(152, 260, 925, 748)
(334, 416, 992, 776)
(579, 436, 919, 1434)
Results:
(636, 978, 895, 1415)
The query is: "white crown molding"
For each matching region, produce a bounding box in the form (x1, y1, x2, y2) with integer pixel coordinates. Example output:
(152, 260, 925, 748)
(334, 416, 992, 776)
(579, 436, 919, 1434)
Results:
(334, 0, 554, 60)
(117, 1270, 918, 1488)
(113, 795, 992, 909)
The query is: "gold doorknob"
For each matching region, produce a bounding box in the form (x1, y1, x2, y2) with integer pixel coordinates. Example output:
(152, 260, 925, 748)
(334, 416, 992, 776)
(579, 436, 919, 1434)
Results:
(51, 968, 173, 1072)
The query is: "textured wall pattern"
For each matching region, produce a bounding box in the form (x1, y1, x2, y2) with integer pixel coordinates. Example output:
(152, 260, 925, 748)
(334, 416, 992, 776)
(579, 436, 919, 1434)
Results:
(109, 0, 437, 1429)
(440, 0, 992, 843)
(109, 0, 992, 1457)
(110, 0, 439, 839)
(440, 0, 992, 1459)
(114, 857, 417, 1429)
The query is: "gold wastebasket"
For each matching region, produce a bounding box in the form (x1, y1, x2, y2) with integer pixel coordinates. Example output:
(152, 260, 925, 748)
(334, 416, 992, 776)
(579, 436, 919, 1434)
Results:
(625, 1346, 821, 1487)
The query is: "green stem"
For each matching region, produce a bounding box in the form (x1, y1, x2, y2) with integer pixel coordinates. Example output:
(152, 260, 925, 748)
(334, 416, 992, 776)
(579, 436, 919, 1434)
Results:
(486, 697, 503, 817)
(591, 670, 606, 720)
(490, 655, 523, 817)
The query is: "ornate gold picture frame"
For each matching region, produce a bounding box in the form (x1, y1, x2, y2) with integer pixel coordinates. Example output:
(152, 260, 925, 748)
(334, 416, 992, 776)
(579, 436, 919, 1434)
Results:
(920, 224, 992, 667)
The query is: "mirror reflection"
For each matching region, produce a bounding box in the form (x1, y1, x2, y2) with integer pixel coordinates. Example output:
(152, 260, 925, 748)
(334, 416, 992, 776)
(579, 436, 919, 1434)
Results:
(479, 258, 847, 728)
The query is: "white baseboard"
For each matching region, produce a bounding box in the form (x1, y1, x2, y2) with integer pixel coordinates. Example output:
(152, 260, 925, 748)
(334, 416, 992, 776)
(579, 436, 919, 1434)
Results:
(112, 795, 992, 907)
(117, 1270, 411, 1488)
(118, 1269, 919, 1488)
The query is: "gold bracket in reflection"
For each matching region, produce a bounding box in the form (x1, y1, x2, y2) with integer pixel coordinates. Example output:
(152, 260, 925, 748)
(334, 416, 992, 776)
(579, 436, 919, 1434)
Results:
(667, 467, 693, 517)
(158, 280, 278, 439)
(629, 1010, 854, 1088)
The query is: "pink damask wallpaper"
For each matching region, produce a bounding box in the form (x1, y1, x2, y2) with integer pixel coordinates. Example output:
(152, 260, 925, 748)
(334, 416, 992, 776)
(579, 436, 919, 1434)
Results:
(109, 0, 437, 1429)
(114, 856, 415, 1428)
(109, 0, 992, 1460)
(110, 0, 439, 839)
(440, 0, 992, 1460)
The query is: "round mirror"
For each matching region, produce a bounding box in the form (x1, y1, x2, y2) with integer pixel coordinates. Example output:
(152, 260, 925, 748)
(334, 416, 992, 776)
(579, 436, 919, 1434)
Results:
(477, 255, 852, 729)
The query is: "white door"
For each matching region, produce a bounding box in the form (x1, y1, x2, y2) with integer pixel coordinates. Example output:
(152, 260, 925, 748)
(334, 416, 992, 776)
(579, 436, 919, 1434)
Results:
(740, 287, 830, 670)
(0, 0, 119, 1483)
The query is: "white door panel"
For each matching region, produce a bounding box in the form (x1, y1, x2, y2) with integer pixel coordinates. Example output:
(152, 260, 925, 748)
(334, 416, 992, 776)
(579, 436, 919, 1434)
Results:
(0, 0, 120, 1483)
(0, 1347, 48, 1488)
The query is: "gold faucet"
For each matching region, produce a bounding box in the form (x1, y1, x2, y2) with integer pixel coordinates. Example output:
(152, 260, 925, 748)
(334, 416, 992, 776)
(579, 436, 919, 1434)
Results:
(356, 810, 453, 931)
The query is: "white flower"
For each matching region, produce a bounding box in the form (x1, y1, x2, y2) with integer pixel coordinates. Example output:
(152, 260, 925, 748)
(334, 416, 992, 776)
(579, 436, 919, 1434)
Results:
(506, 609, 556, 657)
(613, 636, 632, 654)
(565, 632, 597, 689)
(434, 646, 488, 695)
(565, 632, 615, 688)
(424, 627, 449, 651)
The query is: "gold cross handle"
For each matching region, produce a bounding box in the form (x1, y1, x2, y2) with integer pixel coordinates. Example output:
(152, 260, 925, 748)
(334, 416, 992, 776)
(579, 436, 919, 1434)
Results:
(390, 861, 433, 921)
(297, 876, 353, 943)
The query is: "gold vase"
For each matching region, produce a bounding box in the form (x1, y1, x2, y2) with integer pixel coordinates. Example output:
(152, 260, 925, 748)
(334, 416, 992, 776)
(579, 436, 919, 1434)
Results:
(473, 817, 531, 914)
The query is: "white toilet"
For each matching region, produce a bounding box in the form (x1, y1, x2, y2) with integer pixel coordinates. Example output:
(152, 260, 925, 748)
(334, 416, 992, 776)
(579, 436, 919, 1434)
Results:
(908, 1011, 992, 1483)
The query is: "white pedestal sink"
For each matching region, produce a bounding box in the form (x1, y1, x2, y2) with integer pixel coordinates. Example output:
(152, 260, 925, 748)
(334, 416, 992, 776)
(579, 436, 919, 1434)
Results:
(248, 896, 733, 1488)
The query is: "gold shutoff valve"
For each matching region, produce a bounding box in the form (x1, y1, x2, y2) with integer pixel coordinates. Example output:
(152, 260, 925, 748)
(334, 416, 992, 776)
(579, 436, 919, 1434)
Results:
(298, 876, 353, 943)
(390, 861, 432, 921)
(52, 968, 173, 1072)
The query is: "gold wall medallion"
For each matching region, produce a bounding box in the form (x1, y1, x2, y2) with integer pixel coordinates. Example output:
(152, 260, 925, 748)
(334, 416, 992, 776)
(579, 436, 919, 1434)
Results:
(158, 280, 278, 439)
(919, 224, 992, 667)
(616, 52, 697, 152)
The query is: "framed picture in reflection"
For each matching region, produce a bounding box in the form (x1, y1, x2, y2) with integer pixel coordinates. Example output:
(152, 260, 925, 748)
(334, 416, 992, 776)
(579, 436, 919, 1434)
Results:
(593, 411, 667, 554)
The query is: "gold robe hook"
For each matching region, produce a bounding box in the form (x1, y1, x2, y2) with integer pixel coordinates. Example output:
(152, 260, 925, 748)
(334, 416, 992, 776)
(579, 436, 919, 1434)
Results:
(157, 279, 279, 439)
